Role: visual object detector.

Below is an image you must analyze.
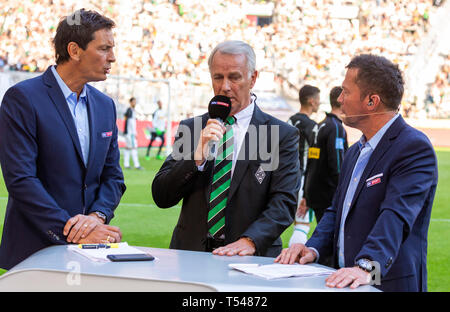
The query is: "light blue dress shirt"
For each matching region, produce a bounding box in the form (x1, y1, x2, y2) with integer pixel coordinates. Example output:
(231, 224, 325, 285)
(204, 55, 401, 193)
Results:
(337, 114, 400, 267)
(51, 66, 90, 165)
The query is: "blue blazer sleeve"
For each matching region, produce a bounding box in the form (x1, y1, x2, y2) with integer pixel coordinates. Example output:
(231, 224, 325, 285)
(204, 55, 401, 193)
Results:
(355, 133, 437, 277)
(305, 198, 337, 259)
(0, 86, 70, 244)
(86, 99, 126, 223)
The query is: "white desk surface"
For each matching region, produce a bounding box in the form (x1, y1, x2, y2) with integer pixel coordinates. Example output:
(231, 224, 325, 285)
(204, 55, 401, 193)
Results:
(0, 245, 380, 292)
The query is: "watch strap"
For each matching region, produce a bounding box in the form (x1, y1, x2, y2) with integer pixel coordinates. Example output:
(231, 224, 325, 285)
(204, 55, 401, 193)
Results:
(93, 211, 107, 223)
(355, 258, 374, 272)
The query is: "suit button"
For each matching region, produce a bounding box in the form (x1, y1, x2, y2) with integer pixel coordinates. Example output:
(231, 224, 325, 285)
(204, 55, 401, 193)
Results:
(83, 184, 87, 190)
(385, 257, 393, 268)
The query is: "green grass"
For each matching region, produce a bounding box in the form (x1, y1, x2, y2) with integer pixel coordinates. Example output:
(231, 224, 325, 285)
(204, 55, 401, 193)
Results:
(427, 148, 450, 292)
(104, 149, 181, 248)
(0, 148, 448, 291)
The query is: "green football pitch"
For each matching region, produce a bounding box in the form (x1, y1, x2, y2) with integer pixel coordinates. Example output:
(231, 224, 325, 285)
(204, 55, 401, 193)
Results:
(0, 147, 449, 291)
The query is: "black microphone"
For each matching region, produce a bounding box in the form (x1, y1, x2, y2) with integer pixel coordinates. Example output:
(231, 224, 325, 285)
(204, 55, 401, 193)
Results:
(207, 95, 232, 160)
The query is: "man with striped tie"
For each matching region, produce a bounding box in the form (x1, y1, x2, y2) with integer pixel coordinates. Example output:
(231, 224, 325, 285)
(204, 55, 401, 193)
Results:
(152, 41, 301, 257)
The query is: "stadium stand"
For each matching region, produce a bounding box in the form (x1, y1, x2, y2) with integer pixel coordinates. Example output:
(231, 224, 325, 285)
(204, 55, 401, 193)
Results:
(0, 0, 449, 121)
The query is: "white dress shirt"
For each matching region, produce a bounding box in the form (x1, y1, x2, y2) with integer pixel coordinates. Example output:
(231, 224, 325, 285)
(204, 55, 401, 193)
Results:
(51, 65, 90, 165)
(230, 98, 254, 176)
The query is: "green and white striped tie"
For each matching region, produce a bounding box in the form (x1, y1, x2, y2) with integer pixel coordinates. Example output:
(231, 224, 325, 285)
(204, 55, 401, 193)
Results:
(208, 116, 236, 239)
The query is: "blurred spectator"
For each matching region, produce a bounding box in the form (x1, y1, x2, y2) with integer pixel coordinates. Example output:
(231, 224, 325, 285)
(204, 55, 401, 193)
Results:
(424, 54, 450, 118)
(0, 0, 446, 117)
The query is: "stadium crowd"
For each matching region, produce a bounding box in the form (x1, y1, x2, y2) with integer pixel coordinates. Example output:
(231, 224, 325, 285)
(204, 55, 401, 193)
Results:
(424, 54, 450, 118)
(0, 0, 447, 117)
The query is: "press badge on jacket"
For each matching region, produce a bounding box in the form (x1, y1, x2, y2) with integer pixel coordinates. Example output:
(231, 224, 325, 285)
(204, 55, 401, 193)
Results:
(308, 147, 320, 159)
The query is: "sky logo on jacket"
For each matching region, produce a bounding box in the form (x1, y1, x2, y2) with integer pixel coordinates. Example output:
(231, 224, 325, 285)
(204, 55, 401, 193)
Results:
(366, 177, 381, 187)
(102, 131, 113, 138)
(212, 101, 230, 107)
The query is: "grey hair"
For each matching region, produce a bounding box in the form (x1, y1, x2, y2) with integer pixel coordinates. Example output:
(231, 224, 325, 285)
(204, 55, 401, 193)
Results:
(208, 40, 256, 78)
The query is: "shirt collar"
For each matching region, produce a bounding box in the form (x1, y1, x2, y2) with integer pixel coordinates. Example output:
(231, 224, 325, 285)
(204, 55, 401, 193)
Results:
(233, 96, 255, 126)
(51, 65, 87, 101)
(358, 113, 400, 150)
(326, 112, 342, 123)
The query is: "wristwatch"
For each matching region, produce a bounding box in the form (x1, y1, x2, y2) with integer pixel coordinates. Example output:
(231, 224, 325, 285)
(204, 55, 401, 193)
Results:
(355, 258, 374, 273)
(92, 211, 107, 223)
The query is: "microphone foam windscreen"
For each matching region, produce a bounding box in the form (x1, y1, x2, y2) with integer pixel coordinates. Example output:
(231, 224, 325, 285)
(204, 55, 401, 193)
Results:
(208, 95, 232, 120)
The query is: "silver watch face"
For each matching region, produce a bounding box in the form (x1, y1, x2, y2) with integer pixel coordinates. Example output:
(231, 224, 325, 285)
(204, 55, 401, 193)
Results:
(95, 212, 106, 220)
(357, 259, 373, 271)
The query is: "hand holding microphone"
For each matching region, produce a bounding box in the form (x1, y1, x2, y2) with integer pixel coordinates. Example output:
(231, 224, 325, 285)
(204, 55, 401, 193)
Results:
(194, 119, 226, 166)
(194, 95, 231, 166)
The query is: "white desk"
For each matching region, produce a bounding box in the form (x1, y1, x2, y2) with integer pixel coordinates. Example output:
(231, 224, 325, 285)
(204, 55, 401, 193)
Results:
(0, 245, 380, 292)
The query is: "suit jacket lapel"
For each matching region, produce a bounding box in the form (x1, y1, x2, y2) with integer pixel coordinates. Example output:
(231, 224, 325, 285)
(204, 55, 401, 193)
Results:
(334, 146, 360, 233)
(228, 105, 268, 201)
(43, 67, 85, 167)
(86, 86, 96, 171)
(345, 116, 406, 218)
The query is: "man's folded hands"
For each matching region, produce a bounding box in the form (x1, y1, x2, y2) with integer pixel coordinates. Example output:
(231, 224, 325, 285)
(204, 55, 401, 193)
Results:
(63, 214, 122, 244)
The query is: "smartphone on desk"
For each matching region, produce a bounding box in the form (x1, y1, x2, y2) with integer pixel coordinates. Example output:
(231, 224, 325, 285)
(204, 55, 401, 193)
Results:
(107, 253, 155, 262)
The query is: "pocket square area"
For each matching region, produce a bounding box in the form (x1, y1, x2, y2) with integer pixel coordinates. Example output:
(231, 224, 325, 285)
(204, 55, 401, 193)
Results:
(366, 173, 383, 182)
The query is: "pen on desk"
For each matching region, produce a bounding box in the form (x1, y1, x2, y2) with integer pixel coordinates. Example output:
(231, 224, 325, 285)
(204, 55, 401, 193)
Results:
(79, 244, 109, 249)
(78, 243, 119, 249)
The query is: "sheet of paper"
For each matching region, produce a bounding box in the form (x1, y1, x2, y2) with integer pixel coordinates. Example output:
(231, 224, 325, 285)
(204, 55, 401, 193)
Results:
(229, 263, 334, 280)
(67, 242, 147, 262)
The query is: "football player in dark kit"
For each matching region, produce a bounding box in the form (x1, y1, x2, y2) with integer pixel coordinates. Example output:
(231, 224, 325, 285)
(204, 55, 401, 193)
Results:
(287, 85, 320, 245)
(303, 86, 348, 224)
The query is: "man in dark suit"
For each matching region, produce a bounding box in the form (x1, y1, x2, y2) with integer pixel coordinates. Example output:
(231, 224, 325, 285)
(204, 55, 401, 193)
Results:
(276, 54, 438, 292)
(0, 9, 126, 270)
(152, 40, 300, 257)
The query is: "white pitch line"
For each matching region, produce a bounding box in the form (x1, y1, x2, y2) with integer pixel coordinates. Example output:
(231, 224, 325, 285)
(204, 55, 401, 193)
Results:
(118, 203, 157, 207)
(431, 219, 450, 222)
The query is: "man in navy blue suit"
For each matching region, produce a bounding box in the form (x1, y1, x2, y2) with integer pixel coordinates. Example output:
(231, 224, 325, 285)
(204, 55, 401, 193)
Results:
(276, 54, 438, 292)
(0, 9, 126, 270)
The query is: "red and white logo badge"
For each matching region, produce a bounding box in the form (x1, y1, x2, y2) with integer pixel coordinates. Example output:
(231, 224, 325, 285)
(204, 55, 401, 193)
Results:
(366, 177, 381, 187)
(102, 131, 113, 138)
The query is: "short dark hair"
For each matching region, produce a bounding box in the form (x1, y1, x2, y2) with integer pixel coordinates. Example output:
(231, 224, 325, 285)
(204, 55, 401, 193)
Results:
(299, 84, 320, 106)
(52, 9, 115, 65)
(346, 54, 404, 111)
(129, 97, 136, 103)
(329, 86, 343, 108)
